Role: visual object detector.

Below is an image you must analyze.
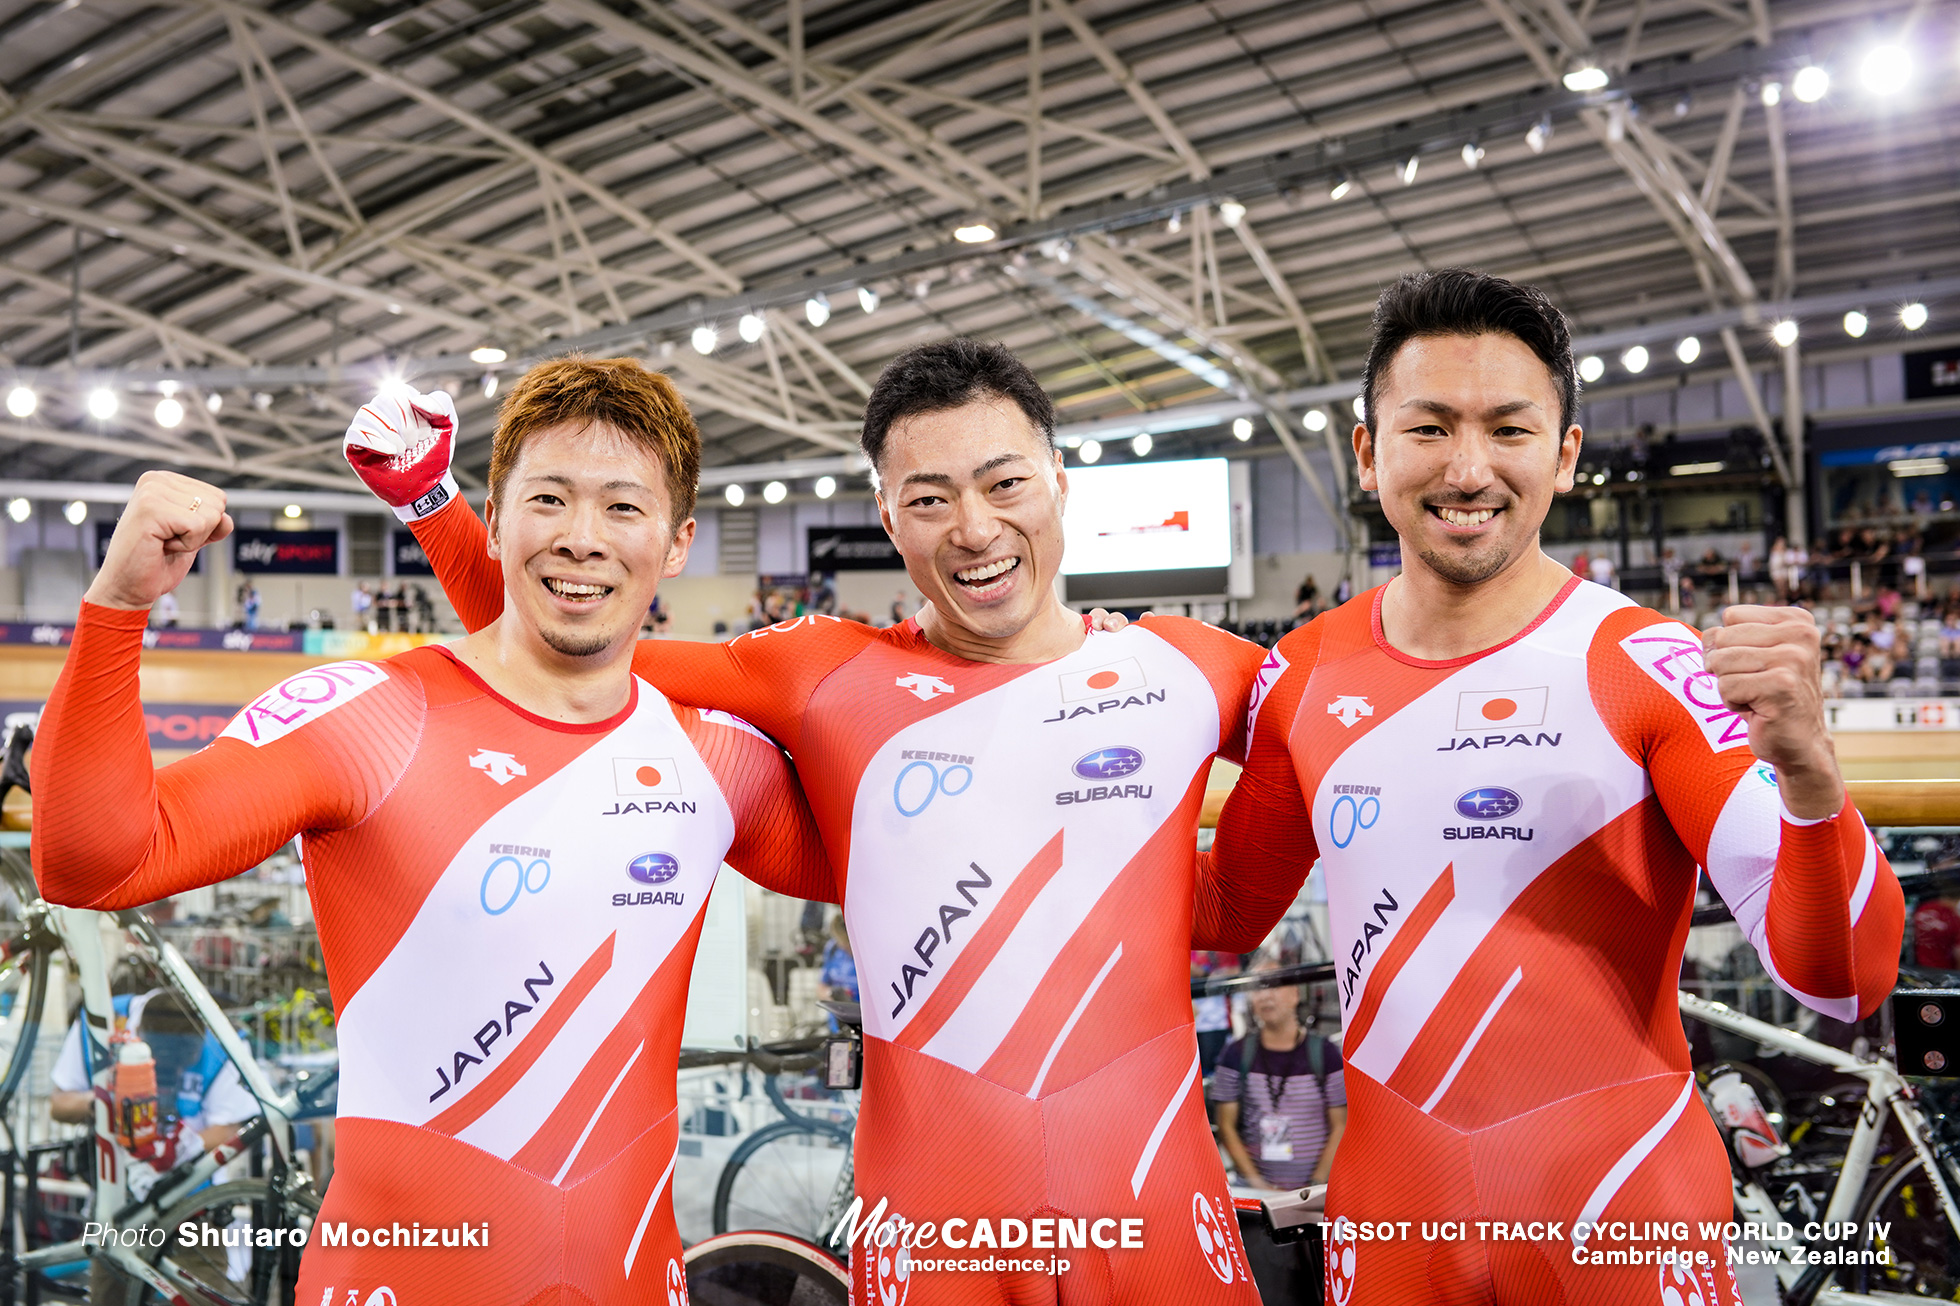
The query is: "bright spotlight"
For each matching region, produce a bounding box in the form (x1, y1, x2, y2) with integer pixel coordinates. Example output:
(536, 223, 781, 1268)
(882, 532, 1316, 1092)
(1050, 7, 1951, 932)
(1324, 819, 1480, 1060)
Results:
(1460, 142, 1484, 169)
(1167, 211, 1183, 234)
(1231, 417, 1254, 441)
(1578, 355, 1606, 383)
(1217, 199, 1246, 228)
(5, 499, 28, 523)
(691, 325, 717, 354)
(857, 286, 879, 314)
(1303, 408, 1329, 432)
(1132, 433, 1153, 457)
(481, 373, 498, 399)
(86, 388, 118, 420)
(1078, 439, 1103, 465)
(1621, 345, 1650, 374)
(468, 346, 507, 365)
(1771, 319, 1799, 348)
(1400, 155, 1419, 185)
(1675, 336, 1701, 364)
(1859, 44, 1911, 95)
(283, 503, 302, 519)
(205, 392, 223, 413)
(805, 294, 831, 327)
(1562, 64, 1609, 92)
(1525, 117, 1552, 154)
(738, 313, 765, 343)
(154, 397, 184, 428)
(1760, 81, 1782, 107)
(253, 392, 272, 411)
(5, 386, 35, 418)
(1352, 395, 1367, 420)
(814, 475, 837, 499)
(1792, 65, 1830, 102)
(1329, 175, 1353, 201)
(762, 480, 788, 505)
(724, 483, 746, 506)
(63, 500, 86, 525)
(953, 223, 997, 243)
(1843, 310, 1869, 338)
(1902, 302, 1930, 331)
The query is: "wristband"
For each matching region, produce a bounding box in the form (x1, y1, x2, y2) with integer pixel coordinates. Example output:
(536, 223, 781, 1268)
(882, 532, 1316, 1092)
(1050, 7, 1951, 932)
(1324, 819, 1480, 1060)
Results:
(392, 472, 461, 523)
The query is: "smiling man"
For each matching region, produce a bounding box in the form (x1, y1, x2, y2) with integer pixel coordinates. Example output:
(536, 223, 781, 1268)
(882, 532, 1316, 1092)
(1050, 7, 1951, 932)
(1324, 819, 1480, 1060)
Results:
(377, 338, 1290, 1304)
(33, 358, 832, 1305)
(1207, 269, 1901, 1305)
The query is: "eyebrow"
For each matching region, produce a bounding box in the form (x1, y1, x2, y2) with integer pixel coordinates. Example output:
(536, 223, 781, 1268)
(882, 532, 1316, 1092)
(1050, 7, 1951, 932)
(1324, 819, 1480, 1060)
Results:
(1398, 398, 1543, 419)
(898, 452, 1034, 491)
(523, 474, 656, 493)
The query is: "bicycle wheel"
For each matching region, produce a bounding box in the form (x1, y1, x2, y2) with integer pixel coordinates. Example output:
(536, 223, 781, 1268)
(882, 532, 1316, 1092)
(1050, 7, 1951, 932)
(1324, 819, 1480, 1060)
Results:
(1847, 1146, 1960, 1297)
(686, 1231, 849, 1305)
(132, 1179, 321, 1306)
(713, 1120, 853, 1247)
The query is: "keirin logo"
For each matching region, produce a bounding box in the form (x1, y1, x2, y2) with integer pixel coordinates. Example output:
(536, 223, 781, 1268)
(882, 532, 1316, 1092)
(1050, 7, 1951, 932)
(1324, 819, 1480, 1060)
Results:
(665, 1258, 689, 1306)
(1326, 1218, 1357, 1306)
(871, 1242, 910, 1306)
(1190, 1192, 1239, 1284)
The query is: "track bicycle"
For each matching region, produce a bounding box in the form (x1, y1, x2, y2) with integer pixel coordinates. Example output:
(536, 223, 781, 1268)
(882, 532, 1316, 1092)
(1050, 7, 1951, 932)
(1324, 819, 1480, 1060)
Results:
(0, 736, 323, 1305)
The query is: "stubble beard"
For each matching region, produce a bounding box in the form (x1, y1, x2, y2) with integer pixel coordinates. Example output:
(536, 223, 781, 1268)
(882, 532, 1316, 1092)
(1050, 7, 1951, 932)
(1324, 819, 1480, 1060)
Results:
(540, 625, 614, 657)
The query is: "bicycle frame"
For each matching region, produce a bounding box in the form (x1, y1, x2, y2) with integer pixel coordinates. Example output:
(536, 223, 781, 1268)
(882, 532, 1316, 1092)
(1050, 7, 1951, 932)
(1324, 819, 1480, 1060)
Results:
(1679, 991, 1960, 1306)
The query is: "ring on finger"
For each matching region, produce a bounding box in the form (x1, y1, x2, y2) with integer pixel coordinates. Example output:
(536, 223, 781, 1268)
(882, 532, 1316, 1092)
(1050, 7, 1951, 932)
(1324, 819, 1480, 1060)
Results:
(189, 496, 202, 512)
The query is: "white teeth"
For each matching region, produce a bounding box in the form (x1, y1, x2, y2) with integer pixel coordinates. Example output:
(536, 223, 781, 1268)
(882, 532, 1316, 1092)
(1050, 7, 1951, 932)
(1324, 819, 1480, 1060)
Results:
(1438, 507, 1495, 527)
(545, 578, 609, 598)
(956, 557, 1019, 584)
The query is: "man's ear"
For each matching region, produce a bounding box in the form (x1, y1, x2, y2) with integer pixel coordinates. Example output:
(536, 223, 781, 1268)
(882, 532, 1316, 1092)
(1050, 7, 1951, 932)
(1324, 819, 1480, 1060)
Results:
(664, 516, 697, 578)
(484, 492, 502, 561)
(1553, 424, 1583, 494)
(1053, 449, 1068, 513)
(1353, 424, 1378, 493)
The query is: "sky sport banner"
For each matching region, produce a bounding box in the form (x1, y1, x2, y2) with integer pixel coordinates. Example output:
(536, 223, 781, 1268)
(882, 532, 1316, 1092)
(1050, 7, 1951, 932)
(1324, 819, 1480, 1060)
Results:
(807, 525, 902, 571)
(233, 528, 339, 574)
(0, 624, 448, 657)
(0, 698, 239, 752)
(392, 529, 435, 576)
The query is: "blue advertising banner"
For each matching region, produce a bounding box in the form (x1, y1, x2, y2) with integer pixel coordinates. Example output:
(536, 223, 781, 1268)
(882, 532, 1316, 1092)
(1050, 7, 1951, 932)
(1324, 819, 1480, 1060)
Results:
(233, 529, 338, 574)
(391, 529, 434, 576)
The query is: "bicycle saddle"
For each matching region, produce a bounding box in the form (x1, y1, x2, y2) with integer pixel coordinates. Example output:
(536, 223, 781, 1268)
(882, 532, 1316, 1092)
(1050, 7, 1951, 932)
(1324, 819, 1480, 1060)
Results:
(816, 999, 862, 1028)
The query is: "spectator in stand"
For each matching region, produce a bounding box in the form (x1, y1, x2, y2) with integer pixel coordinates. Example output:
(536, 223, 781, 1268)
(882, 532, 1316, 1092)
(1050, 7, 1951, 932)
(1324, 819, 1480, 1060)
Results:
(238, 581, 260, 631)
(889, 591, 909, 627)
(1570, 550, 1589, 581)
(1876, 585, 1902, 622)
(1209, 966, 1345, 1193)
(410, 584, 435, 634)
(1770, 537, 1791, 602)
(1293, 575, 1319, 619)
(1915, 896, 1960, 971)
(1191, 951, 1238, 1074)
(1332, 575, 1352, 606)
(1941, 605, 1960, 659)
(351, 581, 374, 634)
(152, 590, 179, 629)
(1588, 552, 1616, 590)
(1737, 539, 1757, 582)
(819, 910, 859, 1030)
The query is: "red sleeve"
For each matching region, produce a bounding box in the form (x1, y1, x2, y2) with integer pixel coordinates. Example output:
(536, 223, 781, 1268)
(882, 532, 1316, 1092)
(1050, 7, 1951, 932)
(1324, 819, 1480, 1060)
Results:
(1591, 608, 1902, 1019)
(630, 616, 878, 752)
(1193, 623, 1324, 953)
(1137, 614, 1268, 763)
(33, 604, 421, 910)
(407, 494, 505, 632)
(684, 705, 838, 903)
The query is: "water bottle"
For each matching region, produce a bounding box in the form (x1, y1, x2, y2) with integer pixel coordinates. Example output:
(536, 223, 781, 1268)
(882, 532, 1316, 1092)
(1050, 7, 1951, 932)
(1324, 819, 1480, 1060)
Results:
(1706, 1066, 1788, 1168)
(112, 1038, 159, 1158)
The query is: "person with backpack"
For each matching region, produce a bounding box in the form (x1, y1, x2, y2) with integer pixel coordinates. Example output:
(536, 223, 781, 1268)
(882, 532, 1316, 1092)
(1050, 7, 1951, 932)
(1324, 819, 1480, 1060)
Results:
(1209, 970, 1345, 1192)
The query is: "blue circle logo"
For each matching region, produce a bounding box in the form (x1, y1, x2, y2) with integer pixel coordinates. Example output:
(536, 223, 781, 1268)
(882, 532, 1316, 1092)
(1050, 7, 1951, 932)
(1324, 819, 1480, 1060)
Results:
(1329, 795, 1380, 848)
(481, 856, 550, 915)
(1074, 747, 1144, 781)
(893, 760, 974, 817)
(629, 852, 680, 884)
(1455, 787, 1522, 820)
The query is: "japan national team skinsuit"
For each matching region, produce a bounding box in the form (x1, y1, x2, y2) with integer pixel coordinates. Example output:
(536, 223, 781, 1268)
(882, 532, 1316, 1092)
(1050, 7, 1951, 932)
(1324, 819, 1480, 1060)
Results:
(33, 603, 835, 1306)
(1210, 577, 1903, 1306)
(412, 497, 1303, 1305)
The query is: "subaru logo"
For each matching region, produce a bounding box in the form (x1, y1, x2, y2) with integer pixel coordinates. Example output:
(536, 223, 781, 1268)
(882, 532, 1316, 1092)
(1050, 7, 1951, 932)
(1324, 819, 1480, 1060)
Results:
(1074, 747, 1144, 781)
(628, 852, 680, 884)
(1455, 787, 1522, 820)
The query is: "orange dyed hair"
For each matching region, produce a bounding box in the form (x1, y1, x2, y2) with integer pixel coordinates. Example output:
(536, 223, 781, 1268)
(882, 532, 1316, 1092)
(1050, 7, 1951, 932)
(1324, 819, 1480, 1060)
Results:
(487, 355, 701, 528)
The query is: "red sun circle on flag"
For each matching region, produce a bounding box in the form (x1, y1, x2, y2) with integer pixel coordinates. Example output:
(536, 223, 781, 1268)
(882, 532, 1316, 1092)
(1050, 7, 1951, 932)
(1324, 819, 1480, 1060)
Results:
(1481, 698, 1517, 722)
(1087, 670, 1121, 690)
(636, 765, 663, 787)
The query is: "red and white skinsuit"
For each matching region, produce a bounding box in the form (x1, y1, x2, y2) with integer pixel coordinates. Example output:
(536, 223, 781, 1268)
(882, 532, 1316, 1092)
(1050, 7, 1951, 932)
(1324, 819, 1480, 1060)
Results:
(33, 604, 834, 1306)
(412, 498, 1300, 1305)
(1210, 579, 1903, 1306)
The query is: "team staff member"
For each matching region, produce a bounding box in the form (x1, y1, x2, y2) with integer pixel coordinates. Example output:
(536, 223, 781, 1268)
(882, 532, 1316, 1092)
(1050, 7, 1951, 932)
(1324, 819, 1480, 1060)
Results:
(34, 359, 833, 1305)
(352, 340, 1292, 1305)
(1208, 269, 1902, 1305)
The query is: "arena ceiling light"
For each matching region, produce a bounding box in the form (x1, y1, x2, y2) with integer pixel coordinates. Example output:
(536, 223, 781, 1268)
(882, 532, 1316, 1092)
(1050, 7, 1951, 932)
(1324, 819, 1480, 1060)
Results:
(204, 393, 223, 413)
(1669, 461, 1725, 476)
(1843, 309, 1869, 338)
(1328, 174, 1353, 201)
(1525, 116, 1552, 155)
(1077, 439, 1103, 464)
(468, 347, 507, 365)
(1860, 44, 1911, 95)
(4, 499, 27, 523)
(1620, 344, 1650, 374)
(1901, 302, 1930, 330)
(814, 476, 837, 500)
(1460, 142, 1484, 169)
(1352, 395, 1368, 420)
(857, 287, 879, 315)
(154, 397, 184, 428)
(85, 387, 117, 420)
(1760, 81, 1782, 107)
(1562, 64, 1609, 92)
(282, 503, 302, 519)
(1303, 408, 1329, 432)
(1400, 155, 1420, 185)
(724, 483, 746, 506)
(1231, 417, 1254, 441)
(1166, 211, 1183, 234)
(1578, 355, 1606, 383)
(1216, 199, 1246, 227)
(481, 374, 498, 399)
(691, 325, 717, 354)
(5, 386, 35, 418)
(1675, 336, 1701, 364)
(805, 294, 831, 327)
(1131, 433, 1154, 456)
(63, 499, 86, 524)
(1771, 319, 1799, 348)
(738, 313, 765, 343)
(1889, 457, 1948, 477)
(953, 223, 997, 243)
(763, 480, 788, 504)
(1792, 65, 1830, 102)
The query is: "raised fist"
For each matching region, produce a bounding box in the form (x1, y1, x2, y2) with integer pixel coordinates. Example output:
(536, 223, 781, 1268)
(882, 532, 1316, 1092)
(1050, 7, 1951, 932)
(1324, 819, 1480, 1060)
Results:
(85, 471, 231, 612)
(344, 384, 460, 521)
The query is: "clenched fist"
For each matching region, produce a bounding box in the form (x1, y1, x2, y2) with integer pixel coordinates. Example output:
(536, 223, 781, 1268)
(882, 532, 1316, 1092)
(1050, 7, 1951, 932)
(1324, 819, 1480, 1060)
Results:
(1703, 604, 1844, 819)
(344, 384, 459, 520)
(86, 471, 232, 611)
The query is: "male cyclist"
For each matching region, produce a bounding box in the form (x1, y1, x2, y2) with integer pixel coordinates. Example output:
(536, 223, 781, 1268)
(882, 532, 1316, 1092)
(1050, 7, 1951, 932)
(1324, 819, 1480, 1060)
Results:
(353, 339, 1292, 1305)
(34, 358, 832, 1305)
(1209, 268, 1902, 1305)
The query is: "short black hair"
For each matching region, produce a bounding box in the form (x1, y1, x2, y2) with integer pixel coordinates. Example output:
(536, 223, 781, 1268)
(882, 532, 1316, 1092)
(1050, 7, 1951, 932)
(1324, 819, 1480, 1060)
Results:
(860, 338, 1057, 473)
(1361, 268, 1579, 437)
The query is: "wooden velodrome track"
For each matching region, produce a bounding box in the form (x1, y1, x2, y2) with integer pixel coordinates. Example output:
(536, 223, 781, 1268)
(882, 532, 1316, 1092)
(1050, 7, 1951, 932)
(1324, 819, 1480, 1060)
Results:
(0, 644, 1954, 825)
